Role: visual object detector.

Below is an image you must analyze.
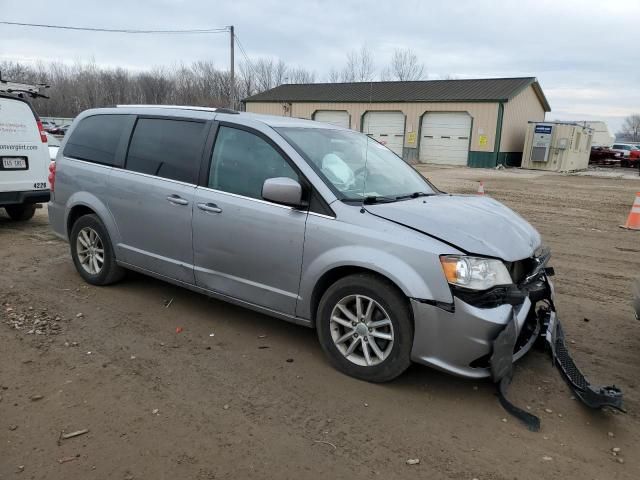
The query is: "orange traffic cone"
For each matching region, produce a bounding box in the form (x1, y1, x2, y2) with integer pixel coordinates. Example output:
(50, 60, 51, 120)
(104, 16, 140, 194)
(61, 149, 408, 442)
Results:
(621, 192, 640, 230)
(477, 181, 485, 195)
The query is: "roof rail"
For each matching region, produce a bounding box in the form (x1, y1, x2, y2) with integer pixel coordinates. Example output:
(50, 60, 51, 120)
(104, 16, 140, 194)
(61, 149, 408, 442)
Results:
(0, 72, 49, 99)
(215, 108, 239, 114)
(115, 105, 240, 114)
(116, 104, 218, 112)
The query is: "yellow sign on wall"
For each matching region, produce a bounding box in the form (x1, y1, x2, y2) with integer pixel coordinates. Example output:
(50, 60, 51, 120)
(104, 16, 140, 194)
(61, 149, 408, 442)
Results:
(407, 132, 417, 145)
(479, 135, 488, 146)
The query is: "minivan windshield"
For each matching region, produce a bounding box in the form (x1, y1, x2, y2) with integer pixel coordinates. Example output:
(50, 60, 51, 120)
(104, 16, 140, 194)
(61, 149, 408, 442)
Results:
(276, 127, 436, 202)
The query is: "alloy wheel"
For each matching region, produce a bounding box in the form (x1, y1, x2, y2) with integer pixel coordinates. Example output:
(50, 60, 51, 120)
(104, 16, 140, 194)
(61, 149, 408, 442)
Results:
(329, 294, 395, 367)
(76, 227, 105, 275)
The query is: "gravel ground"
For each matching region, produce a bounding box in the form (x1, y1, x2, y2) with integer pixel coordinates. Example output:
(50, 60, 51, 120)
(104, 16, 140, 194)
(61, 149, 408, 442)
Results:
(1, 166, 639, 479)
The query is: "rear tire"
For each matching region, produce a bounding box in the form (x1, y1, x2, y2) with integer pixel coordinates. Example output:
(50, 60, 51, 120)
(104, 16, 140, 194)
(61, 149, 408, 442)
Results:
(316, 273, 413, 382)
(70, 214, 125, 285)
(5, 204, 36, 221)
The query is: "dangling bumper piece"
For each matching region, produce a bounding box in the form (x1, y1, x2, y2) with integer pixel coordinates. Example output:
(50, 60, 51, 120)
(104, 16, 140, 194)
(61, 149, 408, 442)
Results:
(545, 310, 623, 410)
(490, 274, 624, 431)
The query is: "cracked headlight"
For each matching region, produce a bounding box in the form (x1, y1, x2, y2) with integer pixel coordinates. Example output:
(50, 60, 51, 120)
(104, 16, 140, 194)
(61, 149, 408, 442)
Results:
(440, 255, 512, 291)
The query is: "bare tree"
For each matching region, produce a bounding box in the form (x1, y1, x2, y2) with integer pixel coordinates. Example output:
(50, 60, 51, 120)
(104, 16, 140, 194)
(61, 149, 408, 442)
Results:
(137, 67, 172, 104)
(621, 114, 640, 142)
(253, 58, 288, 91)
(327, 68, 341, 83)
(252, 58, 272, 92)
(356, 46, 375, 82)
(382, 48, 425, 81)
(238, 59, 258, 99)
(341, 46, 375, 82)
(274, 59, 288, 87)
(0, 57, 316, 116)
(288, 67, 316, 84)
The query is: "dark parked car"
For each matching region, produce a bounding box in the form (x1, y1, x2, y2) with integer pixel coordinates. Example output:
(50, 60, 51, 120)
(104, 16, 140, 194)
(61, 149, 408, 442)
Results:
(589, 146, 622, 165)
(41, 120, 57, 131)
(47, 124, 70, 136)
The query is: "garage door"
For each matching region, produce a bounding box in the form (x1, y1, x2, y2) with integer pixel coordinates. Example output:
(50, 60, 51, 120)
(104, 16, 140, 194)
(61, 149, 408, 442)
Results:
(419, 112, 472, 165)
(362, 111, 405, 156)
(313, 110, 350, 129)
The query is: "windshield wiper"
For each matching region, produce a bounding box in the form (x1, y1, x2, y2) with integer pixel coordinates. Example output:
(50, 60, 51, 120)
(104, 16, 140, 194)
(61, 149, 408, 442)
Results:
(394, 191, 434, 200)
(363, 195, 396, 204)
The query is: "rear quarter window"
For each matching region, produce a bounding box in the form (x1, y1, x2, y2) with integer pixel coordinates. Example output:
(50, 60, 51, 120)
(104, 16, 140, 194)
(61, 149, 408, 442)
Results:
(63, 114, 131, 166)
(125, 118, 206, 184)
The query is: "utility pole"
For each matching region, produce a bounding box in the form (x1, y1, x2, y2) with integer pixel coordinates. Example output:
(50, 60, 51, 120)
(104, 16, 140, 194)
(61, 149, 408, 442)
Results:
(229, 25, 235, 109)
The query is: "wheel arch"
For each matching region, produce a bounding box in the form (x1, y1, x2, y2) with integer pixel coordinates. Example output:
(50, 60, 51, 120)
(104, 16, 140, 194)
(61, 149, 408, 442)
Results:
(308, 265, 413, 328)
(299, 244, 440, 325)
(66, 204, 96, 237)
(64, 192, 121, 245)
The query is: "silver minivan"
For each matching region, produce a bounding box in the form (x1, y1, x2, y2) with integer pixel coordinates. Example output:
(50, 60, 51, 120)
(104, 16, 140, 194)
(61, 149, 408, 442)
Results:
(48, 105, 555, 383)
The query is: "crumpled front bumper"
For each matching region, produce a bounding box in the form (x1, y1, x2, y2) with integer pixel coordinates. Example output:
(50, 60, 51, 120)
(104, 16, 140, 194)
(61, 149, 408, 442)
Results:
(411, 272, 624, 412)
(410, 282, 541, 379)
(411, 270, 624, 430)
(410, 296, 534, 378)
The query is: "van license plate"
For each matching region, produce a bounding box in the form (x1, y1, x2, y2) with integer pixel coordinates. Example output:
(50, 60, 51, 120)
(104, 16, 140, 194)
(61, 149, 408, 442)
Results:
(2, 157, 27, 169)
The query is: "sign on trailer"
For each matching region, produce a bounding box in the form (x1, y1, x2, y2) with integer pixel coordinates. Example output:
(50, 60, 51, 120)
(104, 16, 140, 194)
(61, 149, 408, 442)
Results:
(534, 125, 553, 134)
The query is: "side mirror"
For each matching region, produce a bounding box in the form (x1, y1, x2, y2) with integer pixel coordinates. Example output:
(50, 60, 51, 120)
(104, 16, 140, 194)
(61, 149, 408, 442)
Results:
(262, 177, 304, 207)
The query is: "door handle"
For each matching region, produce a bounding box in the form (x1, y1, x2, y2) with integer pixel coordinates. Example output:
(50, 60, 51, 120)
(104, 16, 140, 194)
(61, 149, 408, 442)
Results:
(197, 202, 222, 214)
(166, 195, 189, 206)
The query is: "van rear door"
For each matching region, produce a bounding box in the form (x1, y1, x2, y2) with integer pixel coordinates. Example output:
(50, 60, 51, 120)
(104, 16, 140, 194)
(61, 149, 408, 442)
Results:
(0, 95, 49, 195)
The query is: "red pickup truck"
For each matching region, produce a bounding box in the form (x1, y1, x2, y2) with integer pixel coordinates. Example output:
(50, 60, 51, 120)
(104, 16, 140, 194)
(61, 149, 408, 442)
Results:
(611, 143, 640, 167)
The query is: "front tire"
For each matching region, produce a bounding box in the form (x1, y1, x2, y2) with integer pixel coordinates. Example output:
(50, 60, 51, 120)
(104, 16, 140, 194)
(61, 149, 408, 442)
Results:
(70, 214, 125, 285)
(5, 204, 36, 221)
(316, 273, 413, 382)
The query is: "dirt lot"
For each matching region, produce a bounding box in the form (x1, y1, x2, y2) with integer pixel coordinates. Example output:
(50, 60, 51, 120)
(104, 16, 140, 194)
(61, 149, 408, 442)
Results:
(1, 166, 639, 480)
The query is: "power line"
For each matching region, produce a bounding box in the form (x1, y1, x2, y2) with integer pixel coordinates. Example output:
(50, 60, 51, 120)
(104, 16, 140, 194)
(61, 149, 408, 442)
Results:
(0, 20, 230, 34)
(234, 33, 259, 79)
(234, 34, 253, 66)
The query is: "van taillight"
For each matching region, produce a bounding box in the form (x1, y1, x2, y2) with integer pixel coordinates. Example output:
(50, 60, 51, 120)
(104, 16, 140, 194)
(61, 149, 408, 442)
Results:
(48, 161, 56, 192)
(37, 120, 48, 143)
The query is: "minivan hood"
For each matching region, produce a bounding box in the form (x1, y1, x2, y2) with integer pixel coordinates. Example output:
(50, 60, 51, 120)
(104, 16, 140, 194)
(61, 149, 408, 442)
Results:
(365, 194, 541, 262)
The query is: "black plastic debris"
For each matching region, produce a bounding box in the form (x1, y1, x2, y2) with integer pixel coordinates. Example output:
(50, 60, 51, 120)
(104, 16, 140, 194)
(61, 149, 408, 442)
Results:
(491, 278, 624, 431)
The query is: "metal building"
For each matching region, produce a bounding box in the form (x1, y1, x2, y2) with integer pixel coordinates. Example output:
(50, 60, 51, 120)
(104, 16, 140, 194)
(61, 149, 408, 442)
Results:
(243, 77, 551, 168)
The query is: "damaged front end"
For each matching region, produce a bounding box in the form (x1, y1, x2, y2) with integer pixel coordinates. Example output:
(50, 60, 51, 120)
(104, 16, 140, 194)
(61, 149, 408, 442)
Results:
(489, 253, 624, 431)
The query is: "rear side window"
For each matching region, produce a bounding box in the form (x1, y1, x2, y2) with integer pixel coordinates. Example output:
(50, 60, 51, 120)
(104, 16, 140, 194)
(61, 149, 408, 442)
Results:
(63, 115, 130, 165)
(125, 118, 206, 184)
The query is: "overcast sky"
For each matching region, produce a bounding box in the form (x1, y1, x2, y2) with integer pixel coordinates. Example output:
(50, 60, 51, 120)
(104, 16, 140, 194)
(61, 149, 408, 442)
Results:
(1, 0, 638, 132)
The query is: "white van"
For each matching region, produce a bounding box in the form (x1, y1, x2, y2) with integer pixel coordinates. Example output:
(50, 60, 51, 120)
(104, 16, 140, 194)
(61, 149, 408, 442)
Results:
(0, 93, 51, 220)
